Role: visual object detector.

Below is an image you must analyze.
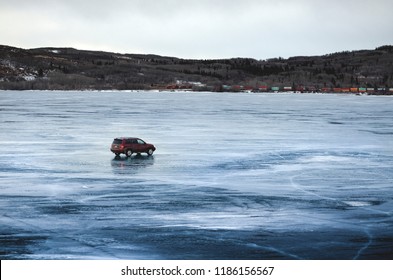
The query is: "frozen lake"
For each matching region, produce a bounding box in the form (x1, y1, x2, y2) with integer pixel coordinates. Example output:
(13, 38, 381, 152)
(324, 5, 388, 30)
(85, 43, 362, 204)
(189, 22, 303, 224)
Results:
(1, 91, 392, 259)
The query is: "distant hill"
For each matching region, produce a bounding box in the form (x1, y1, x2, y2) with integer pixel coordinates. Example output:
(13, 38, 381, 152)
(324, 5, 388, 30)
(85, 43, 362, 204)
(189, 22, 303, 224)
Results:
(1, 44, 392, 93)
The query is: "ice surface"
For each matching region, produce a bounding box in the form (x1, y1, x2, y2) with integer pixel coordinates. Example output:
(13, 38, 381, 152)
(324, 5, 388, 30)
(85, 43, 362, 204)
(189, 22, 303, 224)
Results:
(0, 91, 392, 259)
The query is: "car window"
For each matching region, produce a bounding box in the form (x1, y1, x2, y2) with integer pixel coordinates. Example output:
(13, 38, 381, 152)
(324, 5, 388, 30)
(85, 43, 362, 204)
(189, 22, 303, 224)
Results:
(137, 139, 145, 144)
(113, 139, 122, 144)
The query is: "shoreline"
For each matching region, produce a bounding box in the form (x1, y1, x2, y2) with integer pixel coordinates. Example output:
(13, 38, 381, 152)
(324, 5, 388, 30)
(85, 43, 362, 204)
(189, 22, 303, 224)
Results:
(0, 89, 391, 96)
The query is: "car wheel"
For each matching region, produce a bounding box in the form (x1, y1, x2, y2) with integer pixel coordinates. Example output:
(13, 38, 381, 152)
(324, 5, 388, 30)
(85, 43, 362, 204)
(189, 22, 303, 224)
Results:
(147, 149, 154, 156)
(115, 153, 120, 156)
(125, 150, 133, 157)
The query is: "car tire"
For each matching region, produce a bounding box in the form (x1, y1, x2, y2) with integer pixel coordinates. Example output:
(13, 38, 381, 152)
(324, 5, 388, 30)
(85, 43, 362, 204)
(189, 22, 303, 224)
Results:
(147, 149, 154, 156)
(125, 150, 133, 157)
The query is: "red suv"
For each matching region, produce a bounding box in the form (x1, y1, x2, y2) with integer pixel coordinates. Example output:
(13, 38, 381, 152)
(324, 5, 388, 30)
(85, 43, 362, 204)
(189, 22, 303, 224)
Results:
(111, 137, 156, 157)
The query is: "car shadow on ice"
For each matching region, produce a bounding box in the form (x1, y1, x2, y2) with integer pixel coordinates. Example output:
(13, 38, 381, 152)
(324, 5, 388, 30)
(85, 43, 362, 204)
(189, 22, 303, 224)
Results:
(111, 154, 154, 173)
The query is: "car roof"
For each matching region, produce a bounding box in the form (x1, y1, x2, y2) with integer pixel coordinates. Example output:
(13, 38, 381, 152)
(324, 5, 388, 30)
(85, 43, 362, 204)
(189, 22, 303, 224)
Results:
(115, 137, 140, 140)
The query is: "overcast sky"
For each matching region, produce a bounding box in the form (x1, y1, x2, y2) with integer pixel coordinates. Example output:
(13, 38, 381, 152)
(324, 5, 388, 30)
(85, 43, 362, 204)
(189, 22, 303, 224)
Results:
(1, 0, 392, 59)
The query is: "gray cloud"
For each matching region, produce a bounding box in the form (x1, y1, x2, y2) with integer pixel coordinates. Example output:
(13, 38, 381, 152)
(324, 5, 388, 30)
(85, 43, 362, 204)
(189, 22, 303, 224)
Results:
(1, 0, 392, 59)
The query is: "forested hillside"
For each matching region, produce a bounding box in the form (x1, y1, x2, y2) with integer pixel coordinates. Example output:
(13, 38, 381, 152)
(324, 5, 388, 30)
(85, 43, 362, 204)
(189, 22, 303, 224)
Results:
(1, 45, 392, 92)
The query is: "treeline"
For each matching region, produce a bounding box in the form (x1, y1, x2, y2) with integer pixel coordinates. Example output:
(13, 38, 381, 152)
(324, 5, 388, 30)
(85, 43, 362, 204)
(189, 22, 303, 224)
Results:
(1, 45, 392, 91)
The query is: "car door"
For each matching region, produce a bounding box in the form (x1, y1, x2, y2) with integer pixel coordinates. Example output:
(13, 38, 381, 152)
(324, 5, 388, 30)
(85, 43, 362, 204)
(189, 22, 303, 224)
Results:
(136, 139, 147, 152)
(125, 139, 135, 151)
